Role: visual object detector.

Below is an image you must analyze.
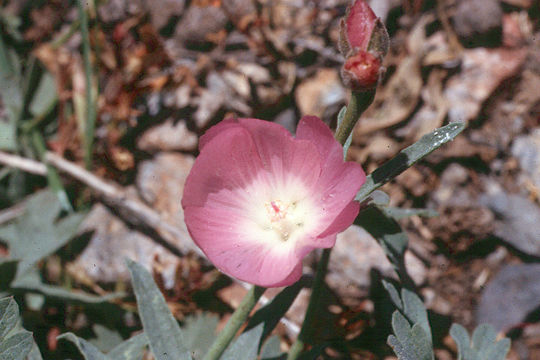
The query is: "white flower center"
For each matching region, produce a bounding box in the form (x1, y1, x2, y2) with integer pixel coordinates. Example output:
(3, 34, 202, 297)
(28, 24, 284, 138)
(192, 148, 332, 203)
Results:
(264, 200, 304, 241)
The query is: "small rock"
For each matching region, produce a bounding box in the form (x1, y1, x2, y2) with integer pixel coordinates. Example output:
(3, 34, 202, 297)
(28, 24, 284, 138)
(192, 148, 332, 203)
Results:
(194, 72, 227, 128)
(512, 129, 540, 190)
(97, 0, 144, 23)
(71, 204, 180, 289)
(137, 118, 198, 152)
(328, 225, 426, 306)
(476, 264, 540, 331)
(295, 68, 346, 118)
(174, 4, 228, 44)
(148, 0, 185, 30)
(452, 0, 503, 47)
(445, 48, 527, 123)
(481, 191, 540, 257)
(136, 152, 194, 229)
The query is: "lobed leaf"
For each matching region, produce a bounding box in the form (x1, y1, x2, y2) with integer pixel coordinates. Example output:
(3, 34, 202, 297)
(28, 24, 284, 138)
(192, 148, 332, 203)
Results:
(449, 323, 510, 360)
(126, 260, 192, 360)
(0, 190, 85, 277)
(0, 297, 34, 360)
(388, 311, 434, 360)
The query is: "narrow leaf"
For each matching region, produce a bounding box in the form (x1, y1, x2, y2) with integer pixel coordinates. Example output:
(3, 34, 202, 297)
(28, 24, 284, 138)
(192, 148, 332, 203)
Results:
(126, 260, 191, 360)
(387, 335, 416, 360)
(221, 323, 264, 360)
(107, 333, 148, 360)
(58, 333, 107, 360)
(382, 281, 403, 311)
(337, 106, 353, 159)
(181, 313, 218, 359)
(356, 122, 465, 202)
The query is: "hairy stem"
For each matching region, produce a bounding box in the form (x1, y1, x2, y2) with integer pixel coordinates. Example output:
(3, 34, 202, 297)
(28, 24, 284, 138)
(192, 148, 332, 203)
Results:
(203, 285, 266, 360)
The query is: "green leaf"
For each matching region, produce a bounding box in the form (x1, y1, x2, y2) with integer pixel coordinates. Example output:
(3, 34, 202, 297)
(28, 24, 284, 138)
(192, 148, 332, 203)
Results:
(382, 281, 403, 311)
(90, 325, 123, 353)
(126, 260, 192, 360)
(260, 335, 283, 359)
(449, 323, 510, 360)
(382, 207, 438, 220)
(181, 313, 218, 359)
(388, 311, 434, 360)
(107, 333, 148, 360)
(11, 268, 122, 304)
(27, 340, 43, 360)
(356, 122, 466, 202)
(471, 324, 496, 353)
(0, 190, 85, 277)
(0, 297, 34, 360)
(247, 279, 303, 345)
(482, 338, 510, 360)
(449, 324, 470, 360)
(355, 206, 412, 286)
(0, 35, 22, 150)
(221, 323, 264, 360)
(402, 289, 431, 340)
(58, 333, 107, 360)
(337, 106, 353, 160)
(0, 330, 33, 360)
(0, 297, 18, 340)
(29, 72, 57, 117)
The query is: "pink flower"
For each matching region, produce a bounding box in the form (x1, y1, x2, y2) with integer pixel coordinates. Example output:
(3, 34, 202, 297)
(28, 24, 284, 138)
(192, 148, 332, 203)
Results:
(182, 116, 365, 287)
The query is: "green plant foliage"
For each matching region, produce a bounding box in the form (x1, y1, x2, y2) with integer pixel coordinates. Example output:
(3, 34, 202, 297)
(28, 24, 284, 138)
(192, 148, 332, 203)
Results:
(0, 34, 22, 150)
(28, 72, 57, 118)
(356, 207, 412, 285)
(181, 313, 219, 359)
(0, 297, 34, 360)
(336, 106, 353, 159)
(450, 323, 510, 360)
(220, 323, 264, 360)
(11, 268, 122, 304)
(384, 283, 434, 360)
(388, 312, 434, 360)
(260, 335, 284, 359)
(126, 260, 192, 360)
(58, 333, 107, 360)
(59, 332, 148, 360)
(356, 122, 466, 202)
(0, 190, 85, 277)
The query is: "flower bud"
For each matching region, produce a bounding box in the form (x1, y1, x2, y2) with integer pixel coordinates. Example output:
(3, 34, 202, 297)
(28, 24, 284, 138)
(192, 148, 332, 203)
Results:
(339, 0, 389, 91)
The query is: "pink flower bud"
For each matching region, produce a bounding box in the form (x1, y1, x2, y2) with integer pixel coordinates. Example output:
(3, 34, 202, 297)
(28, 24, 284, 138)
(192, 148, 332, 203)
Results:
(339, 0, 389, 90)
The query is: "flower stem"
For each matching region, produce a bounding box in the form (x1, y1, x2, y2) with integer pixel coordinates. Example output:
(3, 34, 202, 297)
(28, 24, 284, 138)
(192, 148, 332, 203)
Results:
(334, 89, 375, 145)
(203, 285, 266, 360)
(287, 89, 375, 359)
(77, 0, 97, 170)
(286, 248, 331, 360)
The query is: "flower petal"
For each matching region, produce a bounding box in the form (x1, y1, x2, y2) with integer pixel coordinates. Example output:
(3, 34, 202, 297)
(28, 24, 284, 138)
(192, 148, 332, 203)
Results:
(296, 116, 366, 236)
(237, 118, 322, 191)
(182, 126, 264, 208)
(184, 202, 304, 287)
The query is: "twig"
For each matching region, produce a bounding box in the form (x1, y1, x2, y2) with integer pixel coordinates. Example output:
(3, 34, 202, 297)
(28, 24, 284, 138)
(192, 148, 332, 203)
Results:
(43, 152, 199, 256)
(0, 150, 302, 336)
(0, 151, 47, 175)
